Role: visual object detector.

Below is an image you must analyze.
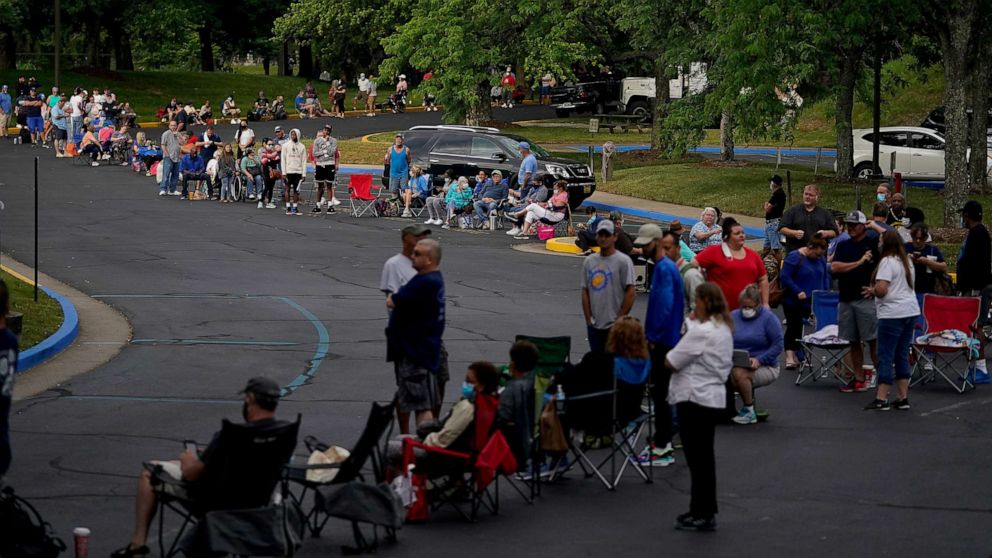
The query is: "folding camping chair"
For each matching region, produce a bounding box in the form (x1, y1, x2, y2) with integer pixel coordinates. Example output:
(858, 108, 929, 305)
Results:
(283, 402, 395, 538)
(348, 174, 379, 217)
(911, 294, 981, 393)
(147, 415, 301, 558)
(796, 290, 854, 385)
(401, 393, 520, 522)
(539, 204, 573, 238)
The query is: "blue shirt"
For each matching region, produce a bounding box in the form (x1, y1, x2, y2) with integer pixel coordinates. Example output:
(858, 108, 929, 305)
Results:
(387, 271, 445, 370)
(409, 175, 431, 196)
(389, 146, 410, 178)
(180, 154, 205, 174)
(518, 154, 538, 186)
(0, 327, 19, 477)
(0, 92, 11, 114)
(478, 178, 509, 201)
(731, 307, 783, 367)
(780, 249, 830, 307)
(645, 257, 684, 347)
(51, 106, 68, 130)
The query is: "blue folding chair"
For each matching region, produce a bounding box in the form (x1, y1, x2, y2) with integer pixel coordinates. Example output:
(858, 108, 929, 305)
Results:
(796, 290, 853, 385)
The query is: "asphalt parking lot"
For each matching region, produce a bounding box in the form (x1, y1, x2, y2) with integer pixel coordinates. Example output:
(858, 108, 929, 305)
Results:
(0, 118, 990, 557)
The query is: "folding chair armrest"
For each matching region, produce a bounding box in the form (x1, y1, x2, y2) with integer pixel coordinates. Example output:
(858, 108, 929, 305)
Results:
(402, 437, 471, 467)
(142, 461, 186, 487)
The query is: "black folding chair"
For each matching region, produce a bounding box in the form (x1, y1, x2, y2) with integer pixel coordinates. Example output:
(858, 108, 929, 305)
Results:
(147, 415, 301, 558)
(283, 401, 395, 539)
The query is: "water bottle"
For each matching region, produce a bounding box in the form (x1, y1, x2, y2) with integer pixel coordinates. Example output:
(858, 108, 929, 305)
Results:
(555, 384, 566, 414)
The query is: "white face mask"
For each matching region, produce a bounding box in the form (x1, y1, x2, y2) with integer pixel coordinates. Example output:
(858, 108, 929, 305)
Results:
(741, 308, 757, 319)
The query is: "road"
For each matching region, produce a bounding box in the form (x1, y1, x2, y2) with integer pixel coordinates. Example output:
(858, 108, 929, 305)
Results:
(0, 111, 989, 557)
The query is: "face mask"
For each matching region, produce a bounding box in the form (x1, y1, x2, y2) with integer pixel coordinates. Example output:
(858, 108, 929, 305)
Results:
(741, 308, 757, 319)
(877, 193, 886, 202)
(461, 382, 475, 400)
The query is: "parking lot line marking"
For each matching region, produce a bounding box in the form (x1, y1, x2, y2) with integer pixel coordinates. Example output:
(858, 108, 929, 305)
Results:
(130, 338, 301, 346)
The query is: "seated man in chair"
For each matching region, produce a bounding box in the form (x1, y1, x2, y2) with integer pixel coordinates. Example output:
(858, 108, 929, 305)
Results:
(179, 145, 208, 200)
(111, 377, 288, 558)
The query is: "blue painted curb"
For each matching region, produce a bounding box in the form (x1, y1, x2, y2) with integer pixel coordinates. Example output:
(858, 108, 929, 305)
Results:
(566, 145, 838, 157)
(580, 200, 765, 238)
(17, 285, 80, 373)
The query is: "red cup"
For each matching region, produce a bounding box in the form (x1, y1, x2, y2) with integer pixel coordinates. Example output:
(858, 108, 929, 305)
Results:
(73, 527, 90, 558)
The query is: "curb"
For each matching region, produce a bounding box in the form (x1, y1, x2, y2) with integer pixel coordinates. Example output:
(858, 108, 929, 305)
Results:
(18, 285, 79, 372)
(580, 200, 765, 238)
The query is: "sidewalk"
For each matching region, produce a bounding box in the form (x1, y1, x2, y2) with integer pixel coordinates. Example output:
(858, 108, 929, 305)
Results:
(577, 191, 766, 237)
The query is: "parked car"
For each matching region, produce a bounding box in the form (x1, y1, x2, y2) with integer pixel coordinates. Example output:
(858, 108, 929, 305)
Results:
(847, 126, 992, 181)
(549, 80, 619, 118)
(381, 125, 596, 208)
(920, 106, 992, 147)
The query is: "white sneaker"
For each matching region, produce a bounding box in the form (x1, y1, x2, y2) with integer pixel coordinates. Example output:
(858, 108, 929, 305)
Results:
(158, 191, 166, 196)
(248, 194, 256, 200)
(266, 203, 276, 209)
(170, 191, 181, 196)
(425, 218, 435, 225)
(91, 161, 99, 167)
(257, 201, 264, 208)
(506, 227, 520, 236)
(402, 210, 412, 218)
(441, 224, 450, 230)
(331, 198, 342, 206)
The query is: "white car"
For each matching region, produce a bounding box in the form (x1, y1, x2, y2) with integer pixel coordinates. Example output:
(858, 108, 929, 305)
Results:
(848, 126, 992, 181)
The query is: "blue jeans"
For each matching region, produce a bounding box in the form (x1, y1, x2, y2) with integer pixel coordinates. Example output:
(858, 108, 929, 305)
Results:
(248, 174, 264, 197)
(876, 316, 916, 385)
(161, 158, 179, 193)
(220, 176, 232, 199)
(764, 219, 782, 250)
(474, 200, 498, 222)
(71, 116, 83, 141)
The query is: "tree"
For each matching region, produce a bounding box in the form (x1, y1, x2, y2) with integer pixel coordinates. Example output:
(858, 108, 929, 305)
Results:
(0, 0, 26, 70)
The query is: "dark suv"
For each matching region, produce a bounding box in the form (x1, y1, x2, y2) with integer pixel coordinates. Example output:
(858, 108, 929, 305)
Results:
(382, 125, 596, 208)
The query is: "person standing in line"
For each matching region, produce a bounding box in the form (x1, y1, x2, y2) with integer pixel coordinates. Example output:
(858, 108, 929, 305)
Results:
(159, 121, 181, 196)
(0, 85, 11, 139)
(778, 184, 837, 252)
(69, 87, 85, 142)
(905, 223, 947, 295)
(366, 75, 378, 117)
(355, 73, 369, 111)
(688, 208, 722, 253)
(779, 234, 830, 369)
(666, 283, 734, 532)
(693, 217, 769, 310)
(762, 175, 786, 262)
(280, 128, 307, 216)
(386, 238, 446, 435)
(661, 230, 704, 314)
(956, 201, 992, 296)
(385, 133, 412, 204)
(830, 211, 880, 393)
(0, 280, 18, 479)
(632, 223, 684, 467)
(311, 125, 341, 214)
(581, 220, 636, 353)
(863, 230, 920, 411)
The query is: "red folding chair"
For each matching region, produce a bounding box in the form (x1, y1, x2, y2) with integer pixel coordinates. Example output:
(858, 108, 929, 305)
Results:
(401, 393, 518, 522)
(348, 174, 379, 217)
(911, 294, 980, 393)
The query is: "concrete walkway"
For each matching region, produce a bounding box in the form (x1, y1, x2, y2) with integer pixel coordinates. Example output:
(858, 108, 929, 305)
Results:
(3, 256, 132, 401)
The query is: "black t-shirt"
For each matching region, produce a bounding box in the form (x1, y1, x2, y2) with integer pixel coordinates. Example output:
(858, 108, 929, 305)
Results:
(766, 188, 786, 219)
(615, 230, 634, 256)
(905, 242, 944, 294)
(21, 94, 43, 117)
(832, 234, 879, 302)
(778, 204, 837, 252)
(0, 328, 19, 477)
(958, 223, 992, 292)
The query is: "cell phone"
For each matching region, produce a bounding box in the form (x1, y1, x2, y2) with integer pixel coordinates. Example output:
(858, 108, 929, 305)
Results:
(183, 440, 198, 453)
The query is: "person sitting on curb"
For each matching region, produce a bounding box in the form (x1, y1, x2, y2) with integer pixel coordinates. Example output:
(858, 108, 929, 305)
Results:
(730, 285, 784, 425)
(110, 377, 289, 558)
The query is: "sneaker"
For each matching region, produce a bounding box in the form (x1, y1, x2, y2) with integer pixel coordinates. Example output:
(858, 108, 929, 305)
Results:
(331, 198, 342, 206)
(326, 207, 336, 214)
(732, 407, 757, 425)
(90, 161, 99, 167)
(505, 227, 521, 236)
(839, 380, 868, 393)
(293, 208, 302, 215)
(424, 218, 434, 225)
(401, 210, 412, 218)
(312, 206, 322, 214)
(441, 224, 450, 230)
(258, 201, 264, 209)
(891, 398, 910, 410)
(248, 194, 256, 200)
(635, 443, 674, 467)
(170, 191, 181, 196)
(674, 513, 717, 532)
(158, 191, 166, 196)
(286, 209, 293, 215)
(863, 399, 891, 411)
(265, 203, 277, 209)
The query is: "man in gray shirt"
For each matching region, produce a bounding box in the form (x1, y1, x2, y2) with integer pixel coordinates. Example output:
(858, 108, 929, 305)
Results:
(581, 220, 636, 353)
(159, 121, 181, 196)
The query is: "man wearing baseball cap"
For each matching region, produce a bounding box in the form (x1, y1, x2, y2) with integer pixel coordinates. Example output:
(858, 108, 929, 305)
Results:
(830, 210, 880, 393)
(632, 223, 683, 467)
(581, 219, 636, 353)
(517, 141, 537, 191)
(113, 376, 288, 558)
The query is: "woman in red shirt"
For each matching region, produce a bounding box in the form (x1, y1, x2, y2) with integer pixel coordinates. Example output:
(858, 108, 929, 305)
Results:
(694, 217, 769, 311)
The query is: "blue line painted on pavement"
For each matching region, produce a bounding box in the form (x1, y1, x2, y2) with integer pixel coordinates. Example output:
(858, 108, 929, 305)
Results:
(18, 285, 80, 373)
(566, 144, 838, 157)
(582, 200, 764, 238)
(130, 339, 300, 346)
(274, 296, 330, 396)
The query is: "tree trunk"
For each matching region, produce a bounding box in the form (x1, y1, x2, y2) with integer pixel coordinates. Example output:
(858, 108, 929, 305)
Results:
(199, 25, 214, 72)
(84, 16, 101, 67)
(0, 27, 16, 70)
(966, 41, 991, 192)
(833, 49, 860, 180)
(115, 33, 134, 71)
(463, 82, 493, 126)
(651, 57, 671, 152)
(298, 44, 313, 78)
(279, 42, 290, 77)
(262, 56, 271, 75)
(720, 109, 735, 161)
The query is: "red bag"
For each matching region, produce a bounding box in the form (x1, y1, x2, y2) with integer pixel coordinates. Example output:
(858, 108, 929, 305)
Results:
(405, 472, 428, 522)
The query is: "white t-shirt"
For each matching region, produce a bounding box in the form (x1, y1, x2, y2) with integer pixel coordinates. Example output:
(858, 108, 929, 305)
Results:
(666, 318, 733, 409)
(875, 255, 920, 319)
(380, 253, 416, 294)
(69, 94, 83, 117)
(237, 128, 255, 149)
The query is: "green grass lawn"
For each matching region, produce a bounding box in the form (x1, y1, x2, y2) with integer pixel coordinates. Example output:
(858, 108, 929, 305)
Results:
(0, 270, 63, 350)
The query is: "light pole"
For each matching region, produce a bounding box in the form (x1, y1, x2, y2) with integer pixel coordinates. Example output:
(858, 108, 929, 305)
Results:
(54, 0, 61, 90)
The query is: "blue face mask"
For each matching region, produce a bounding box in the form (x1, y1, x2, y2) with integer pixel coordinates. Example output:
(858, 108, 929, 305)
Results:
(461, 382, 475, 400)
(877, 193, 886, 202)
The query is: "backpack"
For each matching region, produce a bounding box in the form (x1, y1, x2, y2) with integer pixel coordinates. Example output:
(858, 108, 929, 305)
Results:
(0, 485, 67, 558)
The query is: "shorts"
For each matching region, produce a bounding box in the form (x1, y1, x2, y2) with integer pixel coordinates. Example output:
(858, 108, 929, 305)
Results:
(838, 298, 878, 343)
(357, 90, 368, 103)
(284, 173, 302, 192)
(751, 365, 780, 389)
(388, 175, 407, 193)
(394, 358, 439, 413)
(764, 219, 782, 250)
(54, 128, 67, 140)
(27, 116, 44, 133)
(315, 165, 336, 182)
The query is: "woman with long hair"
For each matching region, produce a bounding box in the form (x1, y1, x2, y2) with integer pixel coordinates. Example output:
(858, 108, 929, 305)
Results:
(864, 230, 920, 411)
(607, 316, 651, 425)
(665, 282, 734, 531)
